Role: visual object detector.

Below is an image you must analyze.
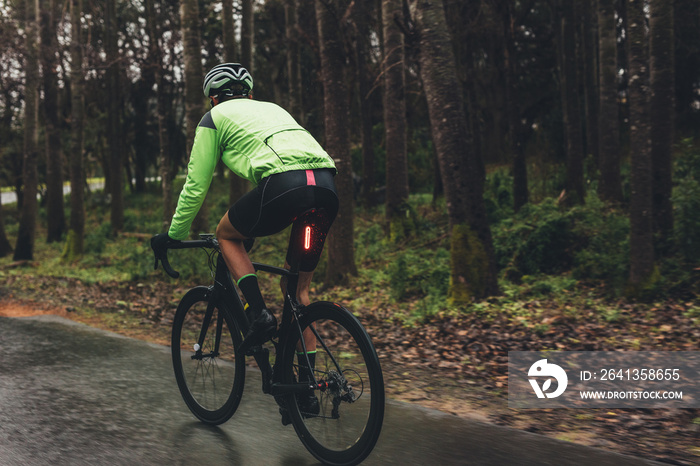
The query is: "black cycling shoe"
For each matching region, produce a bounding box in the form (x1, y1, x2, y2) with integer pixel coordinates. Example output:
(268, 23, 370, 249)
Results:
(238, 308, 277, 354)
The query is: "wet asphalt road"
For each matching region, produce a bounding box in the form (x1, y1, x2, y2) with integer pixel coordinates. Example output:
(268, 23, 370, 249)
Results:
(0, 315, 659, 466)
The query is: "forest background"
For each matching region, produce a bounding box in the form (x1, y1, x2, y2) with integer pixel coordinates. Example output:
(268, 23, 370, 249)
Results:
(0, 0, 699, 464)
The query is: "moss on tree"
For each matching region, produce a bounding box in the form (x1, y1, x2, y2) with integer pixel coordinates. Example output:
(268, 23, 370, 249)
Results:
(62, 229, 83, 262)
(625, 265, 662, 301)
(448, 223, 489, 305)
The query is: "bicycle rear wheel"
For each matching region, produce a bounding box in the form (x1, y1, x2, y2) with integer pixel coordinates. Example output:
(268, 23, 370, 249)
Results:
(283, 302, 384, 466)
(171, 287, 245, 425)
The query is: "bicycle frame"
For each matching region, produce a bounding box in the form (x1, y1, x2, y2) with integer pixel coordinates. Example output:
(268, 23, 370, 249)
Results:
(250, 260, 322, 396)
(159, 235, 324, 396)
(195, 244, 317, 397)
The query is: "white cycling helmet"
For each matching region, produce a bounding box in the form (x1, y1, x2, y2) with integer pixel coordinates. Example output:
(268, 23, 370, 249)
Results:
(203, 63, 254, 98)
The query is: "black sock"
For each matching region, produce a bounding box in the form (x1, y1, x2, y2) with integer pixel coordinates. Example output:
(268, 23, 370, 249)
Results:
(237, 274, 266, 315)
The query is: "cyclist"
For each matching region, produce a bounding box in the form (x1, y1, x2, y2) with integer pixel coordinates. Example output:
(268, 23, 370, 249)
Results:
(151, 64, 338, 412)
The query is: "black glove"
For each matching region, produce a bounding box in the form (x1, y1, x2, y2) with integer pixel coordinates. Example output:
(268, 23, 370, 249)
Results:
(151, 232, 177, 259)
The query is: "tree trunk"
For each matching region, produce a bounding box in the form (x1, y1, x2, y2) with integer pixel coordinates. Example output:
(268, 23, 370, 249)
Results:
(222, 0, 237, 63)
(14, 0, 40, 261)
(597, 0, 622, 203)
(106, 0, 124, 232)
(559, 0, 585, 206)
(180, 0, 207, 235)
(627, 0, 655, 291)
(382, 0, 410, 240)
(408, 0, 499, 302)
(285, 0, 303, 122)
(241, 0, 254, 71)
(649, 0, 674, 244)
(40, 0, 65, 243)
(64, 0, 85, 260)
(501, 2, 528, 212)
(316, 0, 358, 286)
(354, 0, 377, 208)
(582, 0, 599, 165)
(618, 0, 631, 152)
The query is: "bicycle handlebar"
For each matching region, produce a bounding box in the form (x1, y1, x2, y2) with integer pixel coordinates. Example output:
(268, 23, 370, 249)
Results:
(153, 236, 217, 279)
(152, 234, 286, 280)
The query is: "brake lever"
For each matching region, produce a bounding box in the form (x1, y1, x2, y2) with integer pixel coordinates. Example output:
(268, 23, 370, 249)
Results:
(153, 249, 180, 279)
(160, 249, 180, 279)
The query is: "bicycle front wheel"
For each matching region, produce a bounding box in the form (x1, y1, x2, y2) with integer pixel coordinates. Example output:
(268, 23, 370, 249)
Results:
(171, 287, 245, 425)
(283, 302, 385, 466)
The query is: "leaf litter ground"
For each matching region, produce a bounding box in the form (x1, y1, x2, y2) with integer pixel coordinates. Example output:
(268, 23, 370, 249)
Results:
(1, 273, 698, 465)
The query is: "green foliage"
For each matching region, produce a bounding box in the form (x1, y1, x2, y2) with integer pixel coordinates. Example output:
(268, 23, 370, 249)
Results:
(672, 139, 700, 263)
(492, 192, 631, 290)
(388, 253, 410, 300)
(483, 167, 514, 223)
(407, 128, 436, 194)
(519, 274, 578, 298)
(351, 203, 451, 323)
(569, 193, 629, 288)
(355, 223, 385, 264)
(526, 160, 567, 203)
(387, 248, 450, 302)
(85, 221, 114, 254)
(492, 198, 571, 274)
(519, 214, 572, 275)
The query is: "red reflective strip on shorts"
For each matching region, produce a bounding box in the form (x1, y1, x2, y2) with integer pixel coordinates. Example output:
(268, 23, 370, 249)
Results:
(305, 169, 316, 186)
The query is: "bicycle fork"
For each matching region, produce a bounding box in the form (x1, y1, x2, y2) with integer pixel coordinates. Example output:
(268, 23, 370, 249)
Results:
(191, 286, 220, 360)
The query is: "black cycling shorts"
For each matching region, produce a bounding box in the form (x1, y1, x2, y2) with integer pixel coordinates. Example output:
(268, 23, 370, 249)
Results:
(227, 168, 339, 271)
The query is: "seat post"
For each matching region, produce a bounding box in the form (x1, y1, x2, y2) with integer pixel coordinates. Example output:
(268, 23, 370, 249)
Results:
(285, 266, 300, 307)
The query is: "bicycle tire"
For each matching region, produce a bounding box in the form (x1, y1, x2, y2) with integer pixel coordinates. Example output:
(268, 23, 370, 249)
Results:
(171, 286, 245, 425)
(282, 302, 385, 466)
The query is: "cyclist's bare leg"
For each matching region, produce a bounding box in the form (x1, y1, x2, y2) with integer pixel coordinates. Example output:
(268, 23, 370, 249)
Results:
(217, 213, 277, 347)
(216, 213, 254, 281)
(280, 263, 316, 352)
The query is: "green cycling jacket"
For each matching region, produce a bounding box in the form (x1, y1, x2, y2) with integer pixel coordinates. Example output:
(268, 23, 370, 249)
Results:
(168, 98, 336, 240)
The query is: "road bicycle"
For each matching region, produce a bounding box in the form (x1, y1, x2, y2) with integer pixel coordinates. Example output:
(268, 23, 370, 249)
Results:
(152, 228, 384, 466)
